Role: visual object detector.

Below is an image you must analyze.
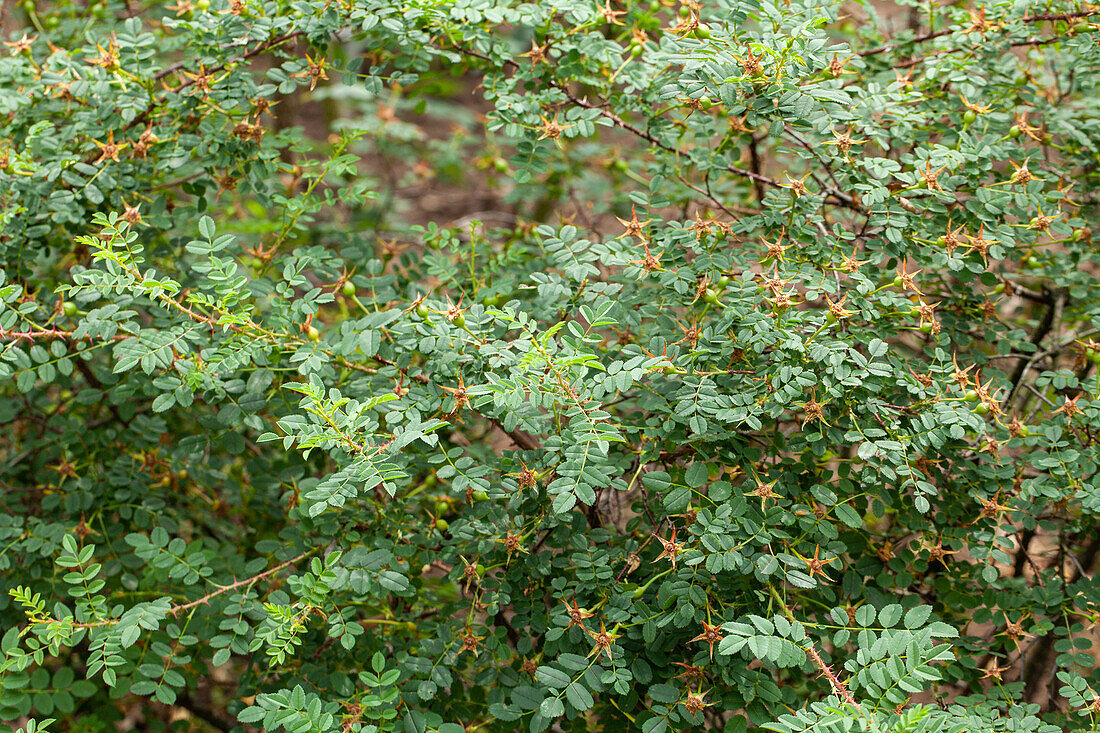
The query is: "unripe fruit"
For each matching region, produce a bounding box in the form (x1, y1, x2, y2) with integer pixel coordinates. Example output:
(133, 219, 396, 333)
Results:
(892, 275, 903, 287)
(434, 500, 450, 515)
(630, 43, 643, 58)
(918, 323, 933, 334)
(416, 304, 430, 318)
(703, 289, 720, 305)
(715, 275, 730, 289)
(452, 313, 466, 328)
(1009, 125, 1022, 138)
(973, 403, 989, 415)
(435, 519, 449, 531)
(963, 110, 977, 125)
(404, 621, 418, 632)
(694, 23, 711, 39)
(342, 281, 356, 297)
(475, 563, 486, 578)
(825, 312, 837, 325)
(963, 390, 979, 403)
(678, 5, 690, 17)
(993, 283, 1005, 294)
(1086, 349, 1100, 365)
(62, 301, 78, 317)
(306, 326, 320, 342)
(472, 490, 489, 502)
(195, 0, 209, 8)
(909, 306, 922, 316)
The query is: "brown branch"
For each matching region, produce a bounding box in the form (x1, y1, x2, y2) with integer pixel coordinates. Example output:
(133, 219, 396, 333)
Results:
(168, 549, 314, 616)
(859, 9, 1099, 57)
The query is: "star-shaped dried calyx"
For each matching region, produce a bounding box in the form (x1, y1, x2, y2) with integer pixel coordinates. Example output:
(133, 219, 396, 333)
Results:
(782, 173, 810, 198)
(652, 528, 684, 568)
(973, 373, 1004, 416)
(827, 53, 853, 77)
(73, 515, 94, 539)
(765, 288, 796, 312)
(797, 545, 837, 580)
(1028, 206, 1059, 232)
(761, 235, 790, 262)
(536, 114, 569, 140)
(689, 621, 724, 660)
(597, 0, 627, 25)
(182, 63, 217, 96)
(960, 94, 992, 115)
(498, 531, 527, 556)
(51, 457, 78, 479)
(825, 293, 852, 321)
(4, 33, 37, 55)
(233, 118, 265, 143)
(839, 246, 870, 273)
(967, 5, 990, 33)
(923, 538, 955, 564)
(895, 263, 922, 294)
(825, 127, 867, 154)
(940, 221, 965, 255)
(521, 39, 550, 67)
(671, 320, 702, 348)
(87, 36, 120, 70)
(520, 657, 539, 676)
(1008, 160, 1034, 186)
(1008, 414, 1027, 438)
(585, 620, 620, 664)
(761, 274, 791, 295)
(967, 225, 996, 263)
(736, 48, 764, 76)
(518, 466, 538, 490)
(91, 131, 128, 165)
(918, 160, 947, 191)
(628, 243, 663, 274)
(617, 205, 652, 240)
(750, 480, 778, 504)
(215, 171, 239, 195)
(977, 492, 1012, 521)
(440, 374, 470, 415)
(683, 689, 711, 714)
(1014, 111, 1044, 142)
(674, 662, 706, 684)
(291, 54, 329, 92)
(458, 626, 484, 657)
(1002, 616, 1033, 644)
(121, 201, 143, 226)
(980, 660, 1011, 681)
(669, 13, 700, 38)
(687, 212, 713, 240)
(952, 355, 975, 390)
(442, 296, 467, 323)
(914, 300, 939, 333)
(799, 393, 826, 427)
(460, 556, 481, 587)
(562, 598, 595, 630)
(1053, 393, 1083, 420)
(130, 125, 159, 159)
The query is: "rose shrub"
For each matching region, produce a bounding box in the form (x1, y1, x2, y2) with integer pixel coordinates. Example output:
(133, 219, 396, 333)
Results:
(1, 0, 1099, 732)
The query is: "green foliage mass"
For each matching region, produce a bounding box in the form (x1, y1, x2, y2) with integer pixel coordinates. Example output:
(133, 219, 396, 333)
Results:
(1, 0, 1099, 732)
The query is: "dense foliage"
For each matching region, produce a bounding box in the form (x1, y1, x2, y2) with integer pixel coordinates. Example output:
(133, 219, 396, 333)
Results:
(1, 0, 1099, 731)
